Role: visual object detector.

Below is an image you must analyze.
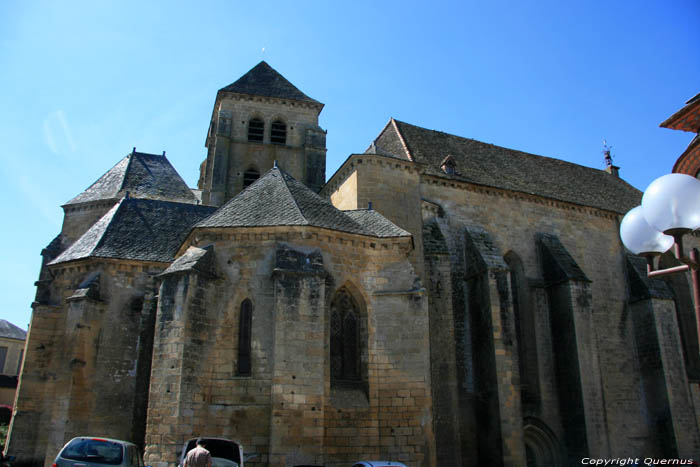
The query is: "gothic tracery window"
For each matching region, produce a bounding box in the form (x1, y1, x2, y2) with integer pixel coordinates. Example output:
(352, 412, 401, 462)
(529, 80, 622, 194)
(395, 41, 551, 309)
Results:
(330, 289, 361, 384)
(237, 299, 252, 376)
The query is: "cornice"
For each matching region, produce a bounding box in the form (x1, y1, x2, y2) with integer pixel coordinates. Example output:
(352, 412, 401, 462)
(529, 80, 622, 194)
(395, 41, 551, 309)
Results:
(181, 225, 413, 258)
(218, 90, 324, 112)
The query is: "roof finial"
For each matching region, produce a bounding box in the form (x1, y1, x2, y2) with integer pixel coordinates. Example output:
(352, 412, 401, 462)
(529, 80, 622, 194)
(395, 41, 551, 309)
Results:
(368, 201, 373, 210)
(162, 151, 166, 157)
(132, 147, 136, 155)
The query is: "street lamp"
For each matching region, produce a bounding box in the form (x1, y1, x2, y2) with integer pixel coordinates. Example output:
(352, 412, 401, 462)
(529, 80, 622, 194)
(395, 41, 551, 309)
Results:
(620, 173, 700, 344)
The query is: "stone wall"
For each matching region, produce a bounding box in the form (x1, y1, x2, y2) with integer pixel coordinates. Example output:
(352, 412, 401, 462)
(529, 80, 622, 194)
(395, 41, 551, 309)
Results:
(6, 259, 161, 467)
(144, 226, 435, 467)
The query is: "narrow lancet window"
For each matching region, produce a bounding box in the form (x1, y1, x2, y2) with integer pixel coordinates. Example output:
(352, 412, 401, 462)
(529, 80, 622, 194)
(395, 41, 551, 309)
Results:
(237, 299, 252, 376)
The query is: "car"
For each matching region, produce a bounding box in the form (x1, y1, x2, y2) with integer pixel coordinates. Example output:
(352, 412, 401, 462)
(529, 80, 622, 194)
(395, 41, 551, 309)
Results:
(52, 437, 144, 467)
(351, 462, 408, 467)
(177, 438, 244, 467)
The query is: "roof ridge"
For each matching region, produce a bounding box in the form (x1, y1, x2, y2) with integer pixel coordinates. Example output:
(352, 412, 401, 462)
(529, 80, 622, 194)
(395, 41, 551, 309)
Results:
(118, 151, 135, 193)
(89, 198, 126, 256)
(390, 118, 414, 162)
(277, 167, 311, 226)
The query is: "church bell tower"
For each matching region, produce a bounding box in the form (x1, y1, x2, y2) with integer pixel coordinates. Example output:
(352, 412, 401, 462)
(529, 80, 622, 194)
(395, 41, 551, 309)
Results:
(199, 61, 327, 206)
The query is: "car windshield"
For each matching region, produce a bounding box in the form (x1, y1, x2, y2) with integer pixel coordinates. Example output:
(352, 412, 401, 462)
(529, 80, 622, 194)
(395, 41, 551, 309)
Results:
(61, 438, 123, 465)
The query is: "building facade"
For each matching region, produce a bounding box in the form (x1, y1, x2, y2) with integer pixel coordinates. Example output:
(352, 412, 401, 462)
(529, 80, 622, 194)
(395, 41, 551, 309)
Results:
(5, 62, 700, 466)
(0, 320, 27, 415)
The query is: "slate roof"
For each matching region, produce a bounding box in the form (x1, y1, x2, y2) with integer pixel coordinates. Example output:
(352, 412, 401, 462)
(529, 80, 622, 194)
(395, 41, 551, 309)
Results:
(219, 61, 321, 106)
(50, 198, 217, 265)
(343, 209, 411, 238)
(372, 119, 641, 214)
(160, 246, 216, 277)
(197, 167, 408, 238)
(0, 320, 26, 341)
(66, 151, 197, 205)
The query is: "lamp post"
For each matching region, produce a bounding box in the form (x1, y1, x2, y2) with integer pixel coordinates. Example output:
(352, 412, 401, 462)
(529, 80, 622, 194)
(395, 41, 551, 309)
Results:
(620, 173, 700, 346)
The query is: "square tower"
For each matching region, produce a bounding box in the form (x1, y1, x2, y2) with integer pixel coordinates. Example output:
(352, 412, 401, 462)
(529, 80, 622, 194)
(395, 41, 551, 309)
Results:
(199, 61, 327, 206)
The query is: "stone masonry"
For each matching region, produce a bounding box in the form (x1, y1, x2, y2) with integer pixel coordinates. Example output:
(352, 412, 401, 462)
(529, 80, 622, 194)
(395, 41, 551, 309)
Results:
(6, 62, 700, 467)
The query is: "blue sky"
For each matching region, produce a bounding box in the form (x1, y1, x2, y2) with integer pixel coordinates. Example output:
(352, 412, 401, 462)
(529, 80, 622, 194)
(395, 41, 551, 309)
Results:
(1, 0, 698, 330)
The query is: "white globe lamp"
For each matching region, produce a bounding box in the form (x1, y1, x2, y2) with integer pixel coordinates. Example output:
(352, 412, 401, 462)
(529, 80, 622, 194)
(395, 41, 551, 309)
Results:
(641, 173, 700, 236)
(620, 206, 674, 256)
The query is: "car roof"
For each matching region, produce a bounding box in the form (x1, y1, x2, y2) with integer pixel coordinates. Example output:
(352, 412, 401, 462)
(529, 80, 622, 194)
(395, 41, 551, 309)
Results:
(183, 437, 242, 445)
(68, 437, 137, 447)
(355, 462, 408, 467)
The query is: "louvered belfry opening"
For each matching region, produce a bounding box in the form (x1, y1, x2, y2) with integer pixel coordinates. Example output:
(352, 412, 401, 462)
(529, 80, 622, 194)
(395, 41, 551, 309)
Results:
(330, 288, 361, 384)
(271, 120, 286, 145)
(248, 118, 264, 142)
(243, 168, 260, 188)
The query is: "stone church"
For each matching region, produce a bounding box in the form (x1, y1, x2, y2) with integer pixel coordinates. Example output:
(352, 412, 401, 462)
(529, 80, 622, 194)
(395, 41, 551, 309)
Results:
(5, 62, 700, 467)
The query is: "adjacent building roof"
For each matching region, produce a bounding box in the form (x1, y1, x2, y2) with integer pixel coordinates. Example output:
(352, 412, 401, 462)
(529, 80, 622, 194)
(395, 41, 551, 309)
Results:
(370, 119, 641, 214)
(50, 198, 217, 265)
(197, 167, 409, 238)
(219, 61, 321, 106)
(66, 150, 198, 206)
(0, 320, 26, 341)
(661, 92, 700, 133)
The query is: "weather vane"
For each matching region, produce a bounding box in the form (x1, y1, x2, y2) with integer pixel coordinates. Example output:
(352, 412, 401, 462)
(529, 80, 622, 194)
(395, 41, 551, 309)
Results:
(603, 139, 613, 168)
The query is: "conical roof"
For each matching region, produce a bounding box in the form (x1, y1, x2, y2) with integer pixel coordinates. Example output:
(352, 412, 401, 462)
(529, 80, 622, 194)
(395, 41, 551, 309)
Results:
(197, 167, 409, 238)
(219, 61, 321, 105)
(50, 198, 216, 265)
(65, 150, 197, 205)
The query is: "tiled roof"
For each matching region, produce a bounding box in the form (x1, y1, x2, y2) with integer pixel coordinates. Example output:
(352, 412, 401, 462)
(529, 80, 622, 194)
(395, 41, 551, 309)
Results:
(66, 151, 197, 205)
(373, 119, 641, 214)
(0, 320, 26, 340)
(661, 92, 700, 132)
(198, 167, 407, 239)
(219, 61, 321, 106)
(343, 209, 411, 238)
(50, 198, 217, 265)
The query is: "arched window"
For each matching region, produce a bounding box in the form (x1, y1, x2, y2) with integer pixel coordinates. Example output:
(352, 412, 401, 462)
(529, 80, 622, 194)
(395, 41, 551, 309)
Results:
(248, 118, 264, 142)
(243, 167, 260, 188)
(330, 288, 361, 384)
(270, 120, 286, 145)
(237, 299, 252, 376)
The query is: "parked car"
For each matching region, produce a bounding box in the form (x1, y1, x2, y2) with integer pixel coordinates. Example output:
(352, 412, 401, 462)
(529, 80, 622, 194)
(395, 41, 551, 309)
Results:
(52, 437, 144, 467)
(351, 462, 407, 467)
(177, 438, 244, 467)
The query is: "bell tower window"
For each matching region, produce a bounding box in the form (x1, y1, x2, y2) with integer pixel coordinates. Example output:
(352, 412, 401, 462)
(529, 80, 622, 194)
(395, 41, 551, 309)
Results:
(271, 120, 287, 145)
(243, 168, 260, 188)
(248, 118, 264, 142)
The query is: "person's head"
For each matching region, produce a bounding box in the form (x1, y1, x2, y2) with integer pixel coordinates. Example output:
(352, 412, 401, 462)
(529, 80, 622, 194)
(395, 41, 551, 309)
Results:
(196, 438, 206, 448)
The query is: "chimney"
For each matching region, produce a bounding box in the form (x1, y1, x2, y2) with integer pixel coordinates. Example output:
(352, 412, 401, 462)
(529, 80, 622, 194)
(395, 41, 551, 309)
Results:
(605, 165, 620, 178)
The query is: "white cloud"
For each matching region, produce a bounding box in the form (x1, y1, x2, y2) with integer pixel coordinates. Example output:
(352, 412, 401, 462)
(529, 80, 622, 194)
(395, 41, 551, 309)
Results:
(42, 110, 76, 156)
